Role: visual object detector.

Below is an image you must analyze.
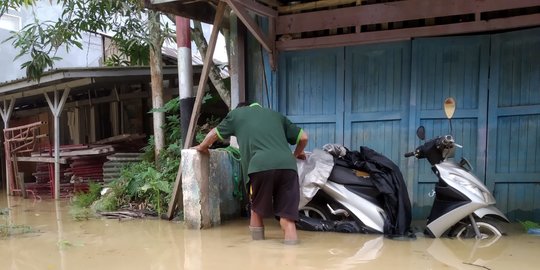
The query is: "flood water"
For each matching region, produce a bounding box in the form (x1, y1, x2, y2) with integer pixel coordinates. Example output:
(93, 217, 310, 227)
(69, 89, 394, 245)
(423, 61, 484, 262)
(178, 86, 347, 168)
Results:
(1, 194, 539, 270)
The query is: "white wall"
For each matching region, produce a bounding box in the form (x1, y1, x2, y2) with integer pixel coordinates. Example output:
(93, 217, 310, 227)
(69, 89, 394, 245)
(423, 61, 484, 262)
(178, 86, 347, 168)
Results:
(0, 0, 103, 83)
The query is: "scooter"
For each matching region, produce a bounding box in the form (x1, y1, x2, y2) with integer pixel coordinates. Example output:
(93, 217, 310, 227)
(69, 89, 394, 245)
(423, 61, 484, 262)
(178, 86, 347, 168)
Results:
(298, 97, 508, 239)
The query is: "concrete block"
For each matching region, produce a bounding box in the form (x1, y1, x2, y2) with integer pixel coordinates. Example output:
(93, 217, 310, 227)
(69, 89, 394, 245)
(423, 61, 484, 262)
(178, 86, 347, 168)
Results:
(181, 149, 241, 229)
(209, 149, 241, 220)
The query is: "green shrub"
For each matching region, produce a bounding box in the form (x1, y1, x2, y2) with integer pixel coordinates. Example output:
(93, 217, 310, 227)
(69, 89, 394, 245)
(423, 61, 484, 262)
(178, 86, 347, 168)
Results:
(71, 182, 102, 208)
(520, 220, 540, 232)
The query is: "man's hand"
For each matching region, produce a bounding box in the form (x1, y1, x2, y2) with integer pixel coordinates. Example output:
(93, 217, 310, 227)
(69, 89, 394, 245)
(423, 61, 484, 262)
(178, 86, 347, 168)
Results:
(295, 151, 306, 160)
(191, 128, 220, 155)
(192, 144, 210, 155)
(293, 131, 308, 160)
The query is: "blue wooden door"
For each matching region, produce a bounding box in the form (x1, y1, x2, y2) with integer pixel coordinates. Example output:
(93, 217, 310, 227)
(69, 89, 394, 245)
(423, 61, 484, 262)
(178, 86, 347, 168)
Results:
(410, 35, 490, 219)
(488, 28, 540, 221)
(278, 48, 344, 150)
(344, 42, 411, 171)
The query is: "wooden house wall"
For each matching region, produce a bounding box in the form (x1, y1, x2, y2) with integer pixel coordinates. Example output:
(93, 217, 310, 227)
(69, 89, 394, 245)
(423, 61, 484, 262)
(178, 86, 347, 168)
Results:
(247, 27, 540, 221)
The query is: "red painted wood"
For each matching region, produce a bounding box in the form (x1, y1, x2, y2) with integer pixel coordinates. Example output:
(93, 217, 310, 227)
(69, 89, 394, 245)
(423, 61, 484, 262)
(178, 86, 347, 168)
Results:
(175, 16, 191, 48)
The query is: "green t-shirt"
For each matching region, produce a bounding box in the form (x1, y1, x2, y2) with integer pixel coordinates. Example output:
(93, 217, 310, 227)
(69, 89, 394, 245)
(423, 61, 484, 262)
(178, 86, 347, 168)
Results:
(216, 103, 303, 177)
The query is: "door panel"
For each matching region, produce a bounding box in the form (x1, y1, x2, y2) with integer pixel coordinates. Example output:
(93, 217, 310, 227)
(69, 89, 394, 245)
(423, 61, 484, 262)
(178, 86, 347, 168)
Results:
(410, 35, 490, 219)
(276, 28, 540, 221)
(488, 28, 540, 221)
(278, 48, 344, 150)
(344, 42, 411, 166)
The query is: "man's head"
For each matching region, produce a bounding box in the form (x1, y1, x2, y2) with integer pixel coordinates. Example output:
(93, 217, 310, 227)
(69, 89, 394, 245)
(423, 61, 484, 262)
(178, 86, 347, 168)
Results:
(236, 102, 250, 109)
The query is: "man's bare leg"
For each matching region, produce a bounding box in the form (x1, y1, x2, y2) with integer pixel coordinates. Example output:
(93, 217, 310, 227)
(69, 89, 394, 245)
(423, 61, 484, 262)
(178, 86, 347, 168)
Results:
(280, 217, 298, 244)
(249, 210, 265, 240)
(250, 210, 264, 227)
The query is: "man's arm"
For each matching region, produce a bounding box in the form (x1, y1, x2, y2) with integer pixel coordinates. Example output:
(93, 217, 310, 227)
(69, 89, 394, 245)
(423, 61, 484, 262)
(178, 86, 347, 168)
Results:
(293, 131, 308, 160)
(193, 128, 219, 154)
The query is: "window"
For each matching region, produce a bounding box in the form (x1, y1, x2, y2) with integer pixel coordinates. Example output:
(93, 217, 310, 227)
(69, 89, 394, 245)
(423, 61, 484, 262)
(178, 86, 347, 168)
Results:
(0, 14, 21, 31)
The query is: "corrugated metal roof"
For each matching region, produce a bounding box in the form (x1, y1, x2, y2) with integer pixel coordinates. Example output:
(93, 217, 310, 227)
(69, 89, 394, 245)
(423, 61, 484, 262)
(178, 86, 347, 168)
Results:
(0, 65, 202, 99)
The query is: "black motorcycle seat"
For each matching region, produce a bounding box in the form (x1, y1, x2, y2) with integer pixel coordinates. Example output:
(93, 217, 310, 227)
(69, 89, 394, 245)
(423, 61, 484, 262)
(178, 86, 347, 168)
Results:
(328, 165, 374, 187)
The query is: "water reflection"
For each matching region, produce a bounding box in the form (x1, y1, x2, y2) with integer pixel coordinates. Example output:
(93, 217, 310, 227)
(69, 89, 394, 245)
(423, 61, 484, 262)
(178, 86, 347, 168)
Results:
(427, 236, 508, 269)
(2, 194, 540, 270)
(328, 236, 384, 269)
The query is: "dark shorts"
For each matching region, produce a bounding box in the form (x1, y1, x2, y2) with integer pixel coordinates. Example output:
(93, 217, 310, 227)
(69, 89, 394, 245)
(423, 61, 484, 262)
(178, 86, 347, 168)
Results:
(249, 169, 300, 221)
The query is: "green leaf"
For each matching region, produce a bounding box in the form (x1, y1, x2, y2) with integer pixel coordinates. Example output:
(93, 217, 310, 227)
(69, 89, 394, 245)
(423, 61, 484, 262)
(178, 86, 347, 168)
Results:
(140, 183, 151, 192)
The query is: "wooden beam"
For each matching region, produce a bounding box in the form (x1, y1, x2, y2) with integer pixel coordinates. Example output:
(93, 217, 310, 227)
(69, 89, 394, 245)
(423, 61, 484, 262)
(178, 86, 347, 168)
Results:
(278, 0, 358, 14)
(230, 12, 246, 108)
(16, 156, 67, 164)
(167, 1, 227, 220)
(277, 0, 540, 35)
(225, 0, 273, 53)
(233, 0, 278, 18)
(0, 99, 15, 126)
(2, 98, 16, 197)
(277, 13, 540, 51)
(11, 156, 27, 198)
(0, 78, 92, 101)
(257, 0, 280, 7)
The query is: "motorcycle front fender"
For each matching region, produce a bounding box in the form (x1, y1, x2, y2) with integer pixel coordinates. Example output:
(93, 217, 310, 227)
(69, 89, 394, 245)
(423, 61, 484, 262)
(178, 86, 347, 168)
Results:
(474, 206, 510, 222)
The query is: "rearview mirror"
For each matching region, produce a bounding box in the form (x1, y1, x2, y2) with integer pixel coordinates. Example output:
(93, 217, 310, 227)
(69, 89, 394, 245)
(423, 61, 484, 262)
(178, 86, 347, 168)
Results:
(444, 97, 456, 119)
(416, 126, 426, 141)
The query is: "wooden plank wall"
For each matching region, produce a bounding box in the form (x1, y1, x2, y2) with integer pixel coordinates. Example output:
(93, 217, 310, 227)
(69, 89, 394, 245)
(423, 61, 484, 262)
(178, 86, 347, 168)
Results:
(489, 28, 540, 221)
(278, 47, 345, 150)
(251, 26, 540, 221)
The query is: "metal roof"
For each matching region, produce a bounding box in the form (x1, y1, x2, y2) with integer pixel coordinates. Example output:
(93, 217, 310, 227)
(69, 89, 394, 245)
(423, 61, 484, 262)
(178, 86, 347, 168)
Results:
(0, 65, 201, 101)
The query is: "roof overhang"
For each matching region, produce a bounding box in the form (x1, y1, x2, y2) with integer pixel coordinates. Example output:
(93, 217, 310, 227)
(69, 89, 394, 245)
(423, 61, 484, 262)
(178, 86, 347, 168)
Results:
(0, 66, 201, 101)
(148, 0, 540, 52)
(145, 0, 220, 24)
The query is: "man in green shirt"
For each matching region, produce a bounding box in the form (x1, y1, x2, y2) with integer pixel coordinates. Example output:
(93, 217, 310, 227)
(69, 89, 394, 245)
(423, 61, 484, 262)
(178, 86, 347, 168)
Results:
(194, 102, 308, 244)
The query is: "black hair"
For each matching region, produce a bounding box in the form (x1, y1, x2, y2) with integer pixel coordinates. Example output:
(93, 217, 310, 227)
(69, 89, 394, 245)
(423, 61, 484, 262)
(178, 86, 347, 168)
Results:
(236, 102, 250, 109)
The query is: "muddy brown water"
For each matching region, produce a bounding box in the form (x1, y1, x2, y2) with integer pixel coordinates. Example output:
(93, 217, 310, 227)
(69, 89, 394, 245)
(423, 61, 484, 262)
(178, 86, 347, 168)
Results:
(1, 195, 539, 270)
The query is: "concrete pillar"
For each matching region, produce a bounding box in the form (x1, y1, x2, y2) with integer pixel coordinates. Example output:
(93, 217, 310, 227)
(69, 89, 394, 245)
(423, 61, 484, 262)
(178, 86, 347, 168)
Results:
(209, 149, 241, 220)
(181, 149, 241, 229)
(176, 16, 195, 147)
(181, 149, 220, 229)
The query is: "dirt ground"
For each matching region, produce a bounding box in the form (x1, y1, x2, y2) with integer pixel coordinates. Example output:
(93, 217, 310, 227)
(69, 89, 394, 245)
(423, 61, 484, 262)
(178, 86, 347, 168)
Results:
(1, 195, 539, 270)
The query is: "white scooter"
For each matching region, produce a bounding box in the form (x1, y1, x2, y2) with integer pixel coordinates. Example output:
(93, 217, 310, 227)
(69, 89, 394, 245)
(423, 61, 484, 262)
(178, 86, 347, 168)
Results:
(298, 98, 508, 239)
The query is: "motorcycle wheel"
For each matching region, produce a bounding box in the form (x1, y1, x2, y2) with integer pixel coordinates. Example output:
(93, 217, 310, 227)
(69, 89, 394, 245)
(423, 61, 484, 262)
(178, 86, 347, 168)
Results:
(299, 202, 334, 221)
(452, 217, 506, 240)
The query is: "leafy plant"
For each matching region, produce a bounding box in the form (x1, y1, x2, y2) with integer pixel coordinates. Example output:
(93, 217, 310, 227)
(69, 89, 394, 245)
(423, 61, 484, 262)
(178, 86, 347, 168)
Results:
(72, 182, 102, 208)
(68, 94, 220, 217)
(1, 208, 35, 238)
(519, 220, 540, 232)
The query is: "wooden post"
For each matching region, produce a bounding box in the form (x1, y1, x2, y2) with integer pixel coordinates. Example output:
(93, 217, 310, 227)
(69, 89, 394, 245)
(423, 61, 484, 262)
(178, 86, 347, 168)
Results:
(44, 88, 71, 200)
(11, 156, 26, 198)
(166, 1, 226, 220)
(149, 10, 165, 159)
(230, 11, 246, 108)
(0, 98, 15, 196)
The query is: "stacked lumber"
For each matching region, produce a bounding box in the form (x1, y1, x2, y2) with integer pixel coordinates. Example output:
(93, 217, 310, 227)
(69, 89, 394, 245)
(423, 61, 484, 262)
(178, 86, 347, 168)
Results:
(103, 153, 144, 182)
(32, 144, 113, 184)
(31, 144, 114, 158)
(26, 134, 146, 197)
(66, 156, 108, 183)
(31, 163, 70, 184)
(94, 134, 146, 152)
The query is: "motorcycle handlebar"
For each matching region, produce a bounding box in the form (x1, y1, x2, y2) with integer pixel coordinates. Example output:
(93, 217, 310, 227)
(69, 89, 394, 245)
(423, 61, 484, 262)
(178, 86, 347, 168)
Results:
(441, 135, 454, 147)
(404, 151, 415, 158)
